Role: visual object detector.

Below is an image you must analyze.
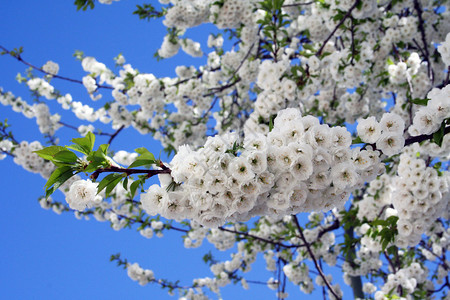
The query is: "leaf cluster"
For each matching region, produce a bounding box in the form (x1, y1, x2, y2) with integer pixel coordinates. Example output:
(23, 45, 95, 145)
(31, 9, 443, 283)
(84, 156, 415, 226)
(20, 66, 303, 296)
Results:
(133, 4, 166, 22)
(74, 0, 95, 11)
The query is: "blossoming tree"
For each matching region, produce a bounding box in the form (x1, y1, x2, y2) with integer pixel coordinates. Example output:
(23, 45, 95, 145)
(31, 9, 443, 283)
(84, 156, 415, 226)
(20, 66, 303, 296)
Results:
(1, 0, 449, 299)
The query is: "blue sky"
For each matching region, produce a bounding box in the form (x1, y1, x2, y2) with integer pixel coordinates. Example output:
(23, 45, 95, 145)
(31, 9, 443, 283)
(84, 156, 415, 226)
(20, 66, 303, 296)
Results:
(0, 1, 353, 299)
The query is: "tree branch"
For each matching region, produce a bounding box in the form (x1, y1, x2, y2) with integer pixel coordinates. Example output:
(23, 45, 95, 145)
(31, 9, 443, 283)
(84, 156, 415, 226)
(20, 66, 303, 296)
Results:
(0, 45, 113, 90)
(316, 0, 361, 56)
(218, 226, 303, 249)
(413, 0, 434, 84)
(107, 125, 125, 145)
(293, 215, 341, 300)
(91, 166, 171, 180)
(405, 126, 450, 146)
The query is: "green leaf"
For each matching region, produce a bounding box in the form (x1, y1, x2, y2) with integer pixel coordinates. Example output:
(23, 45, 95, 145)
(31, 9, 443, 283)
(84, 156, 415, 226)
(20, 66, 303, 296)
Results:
(431, 123, 446, 147)
(411, 98, 429, 106)
(66, 143, 89, 155)
(74, 0, 95, 11)
(97, 173, 123, 195)
(52, 150, 79, 164)
(269, 116, 274, 132)
(98, 143, 109, 154)
(44, 166, 75, 198)
(135, 147, 154, 156)
(128, 159, 156, 169)
(129, 180, 141, 199)
(105, 176, 123, 197)
(87, 148, 109, 165)
(302, 44, 315, 52)
(83, 162, 102, 173)
(128, 148, 156, 168)
(34, 146, 66, 161)
(71, 131, 95, 155)
(352, 136, 363, 144)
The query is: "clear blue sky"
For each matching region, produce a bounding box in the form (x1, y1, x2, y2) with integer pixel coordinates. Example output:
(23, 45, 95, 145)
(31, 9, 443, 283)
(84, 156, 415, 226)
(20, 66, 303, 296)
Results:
(0, 1, 352, 299)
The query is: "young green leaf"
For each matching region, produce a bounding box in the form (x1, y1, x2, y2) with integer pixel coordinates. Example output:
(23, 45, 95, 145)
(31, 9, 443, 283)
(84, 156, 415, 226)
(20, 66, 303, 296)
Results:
(34, 146, 66, 161)
(122, 177, 129, 190)
(52, 150, 79, 164)
(66, 143, 90, 155)
(129, 179, 141, 199)
(128, 148, 156, 168)
(97, 173, 123, 194)
(128, 159, 156, 169)
(105, 176, 123, 198)
(70, 131, 95, 155)
(135, 147, 155, 157)
(44, 166, 76, 198)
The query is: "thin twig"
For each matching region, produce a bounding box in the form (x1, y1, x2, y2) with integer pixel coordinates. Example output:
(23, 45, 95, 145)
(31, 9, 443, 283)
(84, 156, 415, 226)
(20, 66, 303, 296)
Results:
(218, 226, 303, 249)
(316, 0, 361, 56)
(0, 45, 113, 90)
(293, 215, 341, 300)
(413, 0, 434, 84)
(107, 125, 125, 145)
(58, 121, 123, 143)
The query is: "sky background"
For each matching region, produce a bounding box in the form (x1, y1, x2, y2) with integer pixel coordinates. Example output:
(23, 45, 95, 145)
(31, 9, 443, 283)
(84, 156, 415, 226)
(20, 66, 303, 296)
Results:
(0, 1, 352, 299)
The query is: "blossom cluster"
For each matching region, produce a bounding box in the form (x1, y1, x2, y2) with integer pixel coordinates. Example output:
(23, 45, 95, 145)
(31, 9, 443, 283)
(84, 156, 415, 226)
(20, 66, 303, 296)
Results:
(42, 61, 59, 76)
(374, 263, 428, 299)
(391, 146, 450, 247)
(437, 32, 450, 66)
(357, 112, 406, 157)
(409, 85, 450, 136)
(126, 262, 155, 286)
(141, 108, 384, 227)
(12, 140, 54, 177)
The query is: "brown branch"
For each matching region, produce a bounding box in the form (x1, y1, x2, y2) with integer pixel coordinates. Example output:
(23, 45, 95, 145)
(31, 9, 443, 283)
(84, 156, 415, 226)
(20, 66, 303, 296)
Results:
(203, 78, 241, 98)
(413, 0, 434, 84)
(0, 124, 19, 145)
(419, 241, 449, 270)
(0, 150, 15, 157)
(91, 165, 171, 180)
(405, 126, 450, 146)
(360, 126, 450, 150)
(427, 277, 449, 294)
(293, 215, 341, 300)
(218, 226, 303, 249)
(384, 251, 397, 273)
(117, 213, 189, 233)
(350, 18, 356, 65)
(316, 0, 361, 56)
(58, 121, 124, 144)
(0, 45, 113, 90)
(317, 219, 340, 239)
(107, 125, 125, 145)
